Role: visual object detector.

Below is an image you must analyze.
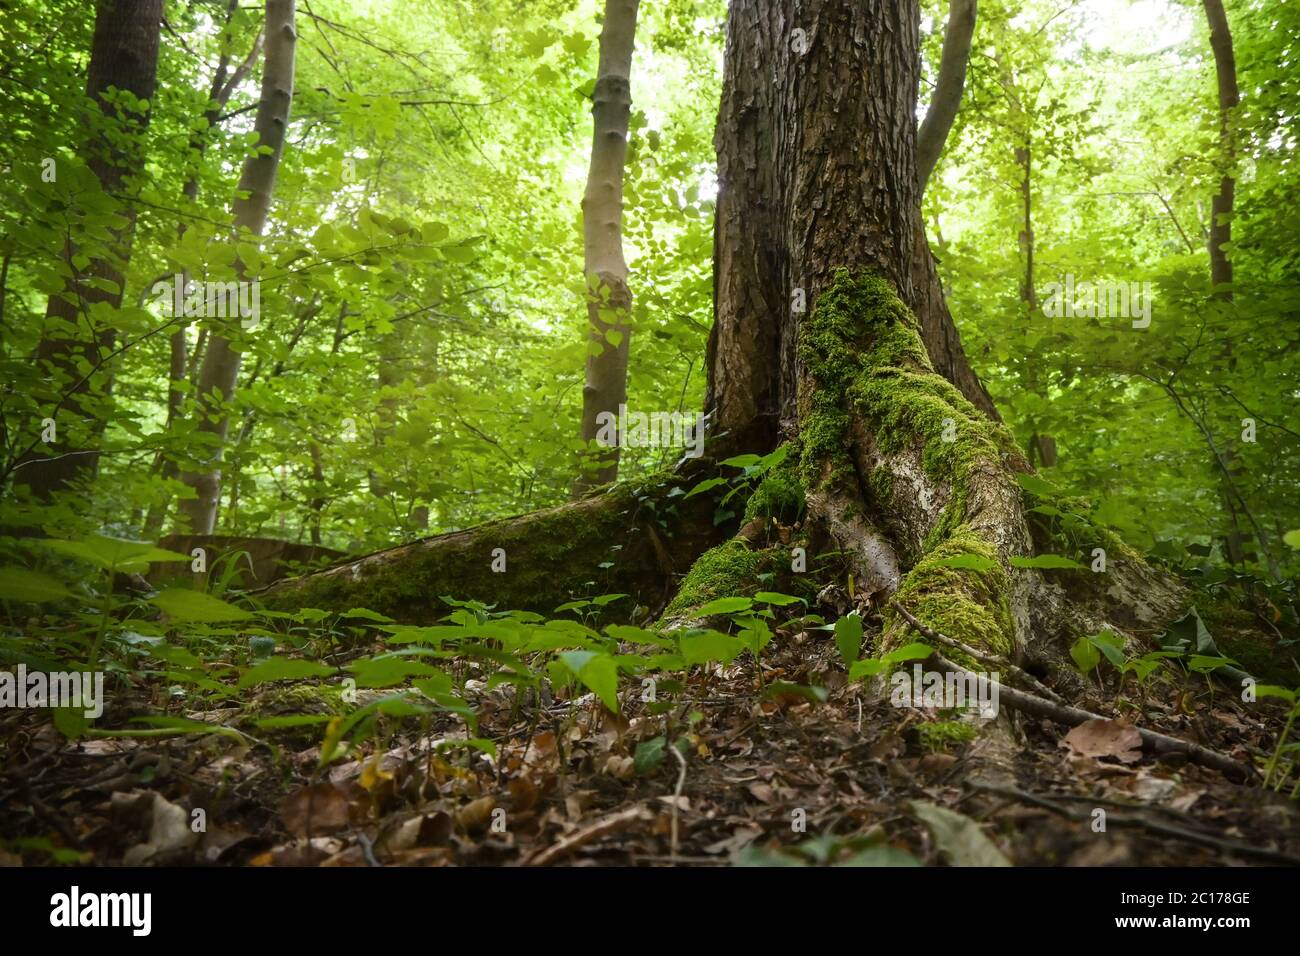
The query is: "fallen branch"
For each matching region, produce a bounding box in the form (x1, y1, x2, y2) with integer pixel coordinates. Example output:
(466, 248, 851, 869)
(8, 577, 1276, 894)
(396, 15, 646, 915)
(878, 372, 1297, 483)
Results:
(892, 600, 1254, 780)
(971, 781, 1300, 865)
(524, 805, 647, 867)
(892, 600, 1066, 705)
(668, 739, 688, 864)
(925, 650, 1255, 781)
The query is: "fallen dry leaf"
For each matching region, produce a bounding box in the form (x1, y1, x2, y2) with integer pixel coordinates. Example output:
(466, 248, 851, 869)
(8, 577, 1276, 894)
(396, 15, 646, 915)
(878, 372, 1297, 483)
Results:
(1061, 718, 1143, 765)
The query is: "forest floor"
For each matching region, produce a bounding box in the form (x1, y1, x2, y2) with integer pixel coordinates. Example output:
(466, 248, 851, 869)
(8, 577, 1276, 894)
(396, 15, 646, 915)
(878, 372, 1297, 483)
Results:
(3, 612, 1298, 868)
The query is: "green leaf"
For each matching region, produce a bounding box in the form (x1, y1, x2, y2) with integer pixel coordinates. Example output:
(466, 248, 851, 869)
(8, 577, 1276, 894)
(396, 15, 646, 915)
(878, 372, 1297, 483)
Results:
(238, 657, 336, 688)
(929, 554, 998, 572)
(678, 631, 745, 666)
(560, 651, 619, 712)
(1070, 634, 1101, 674)
(682, 477, 726, 500)
(151, 588, 252, 623)
(343, 607, 396, 623)
(696, 596, 753, 616)
(634, 736, 667, 775)
(754, 591, 805, 606)
(0, 566, 74, 603)
(1085, 630, 1126, 668)
(1284, 530, 1300, 549)
(1010, 554, 1084, 570)
(847, 658, 887, 681)
(40, 535, 191, 572)
(834, 612, 863, 666)
(882, 642, 933, 665)
(911, 801, 1012, 867)
(1014, 473, 1059, 498)
(348, 656, 446, 688)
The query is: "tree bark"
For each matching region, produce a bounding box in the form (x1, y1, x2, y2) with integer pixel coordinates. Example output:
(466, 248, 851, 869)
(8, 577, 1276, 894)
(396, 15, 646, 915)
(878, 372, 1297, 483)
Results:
(576, 0, 640, 491)
(17, 0, 162, 500)
(179, 0, 296, 534)
(706, 0, 997, 439)
(696, 0, 1180, 686)
(144, 13, 263, 538)
(1202, 0, 1238, 301)
(916, 0, 977, 195)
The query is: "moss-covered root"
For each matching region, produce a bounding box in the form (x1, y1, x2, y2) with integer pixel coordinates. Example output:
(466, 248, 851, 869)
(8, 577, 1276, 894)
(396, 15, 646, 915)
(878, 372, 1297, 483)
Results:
(258, 471, 725, 623)
(794, 270, 1031, 663)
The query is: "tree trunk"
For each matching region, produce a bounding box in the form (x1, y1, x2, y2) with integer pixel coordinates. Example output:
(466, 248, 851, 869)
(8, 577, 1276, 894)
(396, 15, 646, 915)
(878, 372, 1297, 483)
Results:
(268, 0, 1183, 688)
(144, 13, 263, 538)
(916, 0, 977, 195)
(706, 0, 997, 441)
(1203, 0, 1238, 302)
(576, 0, 640, 491)
(17, 0, 162, 500)
(694, 0, 1180, 685)
(178, 0, 296, 534)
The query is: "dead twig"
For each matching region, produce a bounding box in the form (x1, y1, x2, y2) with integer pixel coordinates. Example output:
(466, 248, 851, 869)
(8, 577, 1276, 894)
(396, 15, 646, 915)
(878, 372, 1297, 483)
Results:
(892, 600, 1066, 705)
(970, 781, 1300, 866)
(524, 805, 647, 867)
(668, 739, 687, 864)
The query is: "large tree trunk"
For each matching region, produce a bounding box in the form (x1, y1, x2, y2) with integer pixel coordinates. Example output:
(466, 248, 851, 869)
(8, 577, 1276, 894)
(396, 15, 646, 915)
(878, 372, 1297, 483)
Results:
(576, 0, 640, 492)
(695, 0, 1181, 687)
(706, 0, 997, 442)
(267, 0, 1182, 687)
(179, 0, 296, 534)
(17, 0, 163, 500)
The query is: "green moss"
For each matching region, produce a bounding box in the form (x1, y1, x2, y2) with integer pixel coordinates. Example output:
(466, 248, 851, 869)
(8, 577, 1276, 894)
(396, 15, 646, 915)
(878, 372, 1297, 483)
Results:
(891, 528, 1015, 662)
(664, 539, 768, 616)
(743, 451, 807, 525)
(915, 720, 978, 753)
(797, 272, 1025, 662)
(267, 471, 705, 622)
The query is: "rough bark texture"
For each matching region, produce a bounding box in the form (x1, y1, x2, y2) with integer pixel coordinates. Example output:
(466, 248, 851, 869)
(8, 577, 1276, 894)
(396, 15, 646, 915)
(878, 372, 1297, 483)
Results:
(576, 0, 640, 491)
(179, 0, 296, 534)
(706, 0, 997, 442)
(693, 0, 1182, 690)
(18, 0, 163, 499)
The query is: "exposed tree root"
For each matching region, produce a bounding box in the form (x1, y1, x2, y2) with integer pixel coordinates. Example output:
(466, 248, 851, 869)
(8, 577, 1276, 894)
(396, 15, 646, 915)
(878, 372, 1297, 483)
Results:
(256, 459, 728, 622)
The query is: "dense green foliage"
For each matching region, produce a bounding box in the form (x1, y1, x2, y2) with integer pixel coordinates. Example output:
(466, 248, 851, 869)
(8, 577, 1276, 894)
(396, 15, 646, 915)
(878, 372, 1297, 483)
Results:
(0, 0, 1294, 575)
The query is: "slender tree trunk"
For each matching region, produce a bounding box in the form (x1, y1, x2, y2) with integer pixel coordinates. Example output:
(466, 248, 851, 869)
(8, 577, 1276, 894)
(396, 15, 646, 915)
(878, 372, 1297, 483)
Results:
(144, 16, 263, 538)
(179, 0, 296, 534)
(576, 0, 639, 491)
(1203, 0, 1238, 302)
(17, 0, 162, 500)
(916, 0, 977, 195)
